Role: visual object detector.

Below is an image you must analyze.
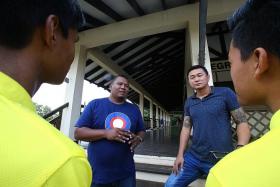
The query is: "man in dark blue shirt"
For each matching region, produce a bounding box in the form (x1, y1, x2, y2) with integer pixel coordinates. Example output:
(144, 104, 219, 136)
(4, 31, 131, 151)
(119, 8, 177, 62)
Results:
(75, 75, 145, 187)
(165, 65, 251, 187)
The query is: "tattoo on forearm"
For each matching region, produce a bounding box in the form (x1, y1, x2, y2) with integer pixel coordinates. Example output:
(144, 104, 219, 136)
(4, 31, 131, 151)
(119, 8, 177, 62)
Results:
(231, 108, 247, 124)
(183, 116, 192, 128)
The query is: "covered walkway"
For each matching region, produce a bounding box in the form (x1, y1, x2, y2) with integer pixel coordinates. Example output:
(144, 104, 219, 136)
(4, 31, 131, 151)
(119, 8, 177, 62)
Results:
(42, 0, 272, 185)
(59, 0, 246, 140)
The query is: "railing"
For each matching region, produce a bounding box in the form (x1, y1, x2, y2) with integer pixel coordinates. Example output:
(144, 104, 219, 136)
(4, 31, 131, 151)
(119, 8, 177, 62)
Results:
(43, 103, 69, 130)
(43, 103, 86, 130)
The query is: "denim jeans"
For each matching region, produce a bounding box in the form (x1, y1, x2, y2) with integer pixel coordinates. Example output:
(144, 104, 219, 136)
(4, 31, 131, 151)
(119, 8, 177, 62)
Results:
(165, 152, 214, 187)
(91, 175, 136, 187)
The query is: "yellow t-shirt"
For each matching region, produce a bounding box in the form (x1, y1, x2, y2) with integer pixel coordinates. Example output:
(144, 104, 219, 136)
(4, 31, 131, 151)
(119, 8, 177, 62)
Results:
(206, 109, 280, 187)
(0, 72, 92, 187)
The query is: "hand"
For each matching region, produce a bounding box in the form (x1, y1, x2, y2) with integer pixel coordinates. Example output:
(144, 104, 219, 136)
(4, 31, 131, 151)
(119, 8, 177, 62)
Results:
(128, 133, 142, 152)
(172, 156, 184, 175)
(105, 128, 131, 143)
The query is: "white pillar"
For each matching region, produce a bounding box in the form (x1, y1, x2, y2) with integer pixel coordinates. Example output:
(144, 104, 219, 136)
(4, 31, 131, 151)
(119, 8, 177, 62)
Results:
(185, 21, 213, 97)
(167, 114, 170, 126)
(60, 45, 86, 139)
(139, 93, 144, 117)
(159, 108, 162, 127)
(162, 109, 164, 123)
(149, 100, 154, 129)
(204, 39, 213, 86)
(155, 105, 159, 128)
(164, 111, 167, 126)
(166, 112, 168, 124)
(184, 21, 198, 139)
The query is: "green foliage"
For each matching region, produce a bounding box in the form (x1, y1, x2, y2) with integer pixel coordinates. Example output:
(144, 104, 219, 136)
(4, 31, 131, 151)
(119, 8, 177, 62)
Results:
(33, 102, 60, 123)
(33, 102, 51, 117)
(143, 108, 150, 118)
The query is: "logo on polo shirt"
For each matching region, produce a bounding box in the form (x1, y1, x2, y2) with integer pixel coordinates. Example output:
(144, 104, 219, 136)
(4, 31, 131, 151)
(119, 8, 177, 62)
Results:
(105, 112, 131, 130)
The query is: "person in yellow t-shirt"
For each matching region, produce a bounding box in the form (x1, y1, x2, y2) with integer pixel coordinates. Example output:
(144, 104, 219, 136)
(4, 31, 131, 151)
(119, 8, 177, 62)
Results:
(206, 0, 280, 187)
(0, 0, 91, 186)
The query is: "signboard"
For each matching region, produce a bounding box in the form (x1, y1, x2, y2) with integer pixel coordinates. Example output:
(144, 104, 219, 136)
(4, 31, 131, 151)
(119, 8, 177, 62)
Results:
(211, 61, 230, 71)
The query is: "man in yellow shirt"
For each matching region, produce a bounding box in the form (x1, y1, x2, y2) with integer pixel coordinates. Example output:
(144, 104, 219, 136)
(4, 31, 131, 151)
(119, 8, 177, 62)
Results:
(206, 0, 280, 186)
(0, 0, 91, 186)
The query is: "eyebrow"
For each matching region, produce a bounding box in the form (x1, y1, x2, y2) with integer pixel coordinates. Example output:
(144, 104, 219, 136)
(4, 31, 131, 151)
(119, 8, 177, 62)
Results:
(190, 72, 203, 76)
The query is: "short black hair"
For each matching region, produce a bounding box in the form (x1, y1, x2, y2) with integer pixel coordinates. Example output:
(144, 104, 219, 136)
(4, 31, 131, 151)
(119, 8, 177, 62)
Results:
(228, 0, 280, 61)
(0, 0, 85, 49)
(110, 75, 129, 85)
(187, 65, 208, 77)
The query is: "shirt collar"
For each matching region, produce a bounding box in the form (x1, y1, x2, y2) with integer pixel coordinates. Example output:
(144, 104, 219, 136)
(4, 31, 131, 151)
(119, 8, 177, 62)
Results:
(270, 109, 280, 130)
(0, 72, 35, 112)
(191, 86, 214, 99)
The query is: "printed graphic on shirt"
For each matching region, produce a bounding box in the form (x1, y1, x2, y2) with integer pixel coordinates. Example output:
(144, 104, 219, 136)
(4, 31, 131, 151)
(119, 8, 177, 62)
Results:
(105, 112, 131, 130)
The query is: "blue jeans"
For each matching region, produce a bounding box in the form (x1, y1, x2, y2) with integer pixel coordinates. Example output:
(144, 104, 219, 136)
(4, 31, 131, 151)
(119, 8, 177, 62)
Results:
(91, 175, 135, 187)
(165, 152, 214, 187)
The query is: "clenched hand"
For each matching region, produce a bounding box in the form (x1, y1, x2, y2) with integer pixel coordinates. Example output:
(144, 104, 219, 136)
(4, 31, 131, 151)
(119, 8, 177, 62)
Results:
(105, 128, 131, 143)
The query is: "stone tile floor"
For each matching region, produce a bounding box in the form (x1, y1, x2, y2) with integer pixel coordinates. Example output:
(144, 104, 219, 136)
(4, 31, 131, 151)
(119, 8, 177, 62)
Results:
(135, 125, 181, 157)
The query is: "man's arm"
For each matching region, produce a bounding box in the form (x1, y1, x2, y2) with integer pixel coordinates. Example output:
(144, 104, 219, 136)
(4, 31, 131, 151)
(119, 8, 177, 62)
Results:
(136, 131, 145, 140)
(177, 116, 192, 156)
(128, 108, 146, 151)
(128, 130, 145, 151)
(230, 107, 251, 147)
(74, 127, 131, 143)
(173, 116, 192, 174)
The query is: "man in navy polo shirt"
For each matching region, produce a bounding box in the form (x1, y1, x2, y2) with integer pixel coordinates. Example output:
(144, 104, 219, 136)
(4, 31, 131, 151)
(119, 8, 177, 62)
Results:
(75, 75, 145, 187)
(165, 65, 251, 187)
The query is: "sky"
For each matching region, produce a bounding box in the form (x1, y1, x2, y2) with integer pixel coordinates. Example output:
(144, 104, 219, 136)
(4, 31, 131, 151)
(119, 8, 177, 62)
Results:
(32, 81, 110, 109)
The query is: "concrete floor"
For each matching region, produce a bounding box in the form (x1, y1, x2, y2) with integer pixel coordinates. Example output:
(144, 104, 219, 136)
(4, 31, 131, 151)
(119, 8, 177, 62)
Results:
(136, 180, 163, 187)
(136, 178, 205, 187)
(134, 125, 181, 157)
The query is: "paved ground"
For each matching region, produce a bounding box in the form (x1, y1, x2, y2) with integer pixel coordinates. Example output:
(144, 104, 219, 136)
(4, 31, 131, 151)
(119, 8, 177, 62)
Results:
(136, 180, 163, 187)
(135, 125, 181, 157)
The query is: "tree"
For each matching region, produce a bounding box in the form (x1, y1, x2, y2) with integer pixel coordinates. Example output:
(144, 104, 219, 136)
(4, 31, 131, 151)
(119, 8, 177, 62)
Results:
(33, 102, 51, 117)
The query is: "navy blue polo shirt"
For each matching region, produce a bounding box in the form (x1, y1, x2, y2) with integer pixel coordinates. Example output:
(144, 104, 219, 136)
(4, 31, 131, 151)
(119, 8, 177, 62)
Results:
(184, 87, 240, 163)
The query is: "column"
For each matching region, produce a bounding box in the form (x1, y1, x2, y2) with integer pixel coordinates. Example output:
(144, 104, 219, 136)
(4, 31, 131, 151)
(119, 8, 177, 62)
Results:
(185, 20, 213, 98)
(160, 109, 163, 127)
(139, 93, 144, 116)
(60, 45, 86, 139)
(149, 99, 154, 129)
(156, 105, 159, 128)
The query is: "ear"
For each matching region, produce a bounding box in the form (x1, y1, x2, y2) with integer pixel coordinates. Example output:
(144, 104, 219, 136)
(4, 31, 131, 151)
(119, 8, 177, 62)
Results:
(44, 15, 60, 48)
(207, 74, 210, 81)
(253, 48, 269, 79)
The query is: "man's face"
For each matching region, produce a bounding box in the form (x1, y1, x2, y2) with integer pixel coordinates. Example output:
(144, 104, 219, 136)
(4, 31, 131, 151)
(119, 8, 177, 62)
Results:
(110, 77, 129, 99)
(229, 41, 257, 105)
(188, 68, 209, 90)
(43, 29, 78, 84)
